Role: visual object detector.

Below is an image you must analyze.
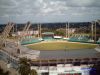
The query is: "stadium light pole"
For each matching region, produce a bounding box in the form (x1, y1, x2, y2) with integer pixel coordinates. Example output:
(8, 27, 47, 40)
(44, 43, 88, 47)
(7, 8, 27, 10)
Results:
(94, 20, 100, 43)
(38, 24, 40, 38)
(40, 24, 42, 38)
(96, 20, 100, 25)
(95, 20, 100, 43)
(68, 22, 70, 38)
(91, 22, 94, 41)
(66, 23, 68, 38)
(94, 21, 97, 43)
(66, 22, 70, 38)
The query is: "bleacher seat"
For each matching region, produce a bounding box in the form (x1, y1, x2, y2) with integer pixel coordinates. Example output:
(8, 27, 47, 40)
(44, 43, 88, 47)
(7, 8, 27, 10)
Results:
(68, 35, 90, 43)
(97, 38, 100, 44)
(21, 38, 42, 45)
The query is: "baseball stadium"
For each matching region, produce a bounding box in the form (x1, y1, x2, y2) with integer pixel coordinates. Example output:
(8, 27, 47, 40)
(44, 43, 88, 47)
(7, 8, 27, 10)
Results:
(0, 21, 100, 75)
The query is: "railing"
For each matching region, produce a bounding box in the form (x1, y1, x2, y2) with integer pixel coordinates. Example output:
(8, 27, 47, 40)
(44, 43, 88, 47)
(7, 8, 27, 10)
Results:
(31, 57, 100, 66)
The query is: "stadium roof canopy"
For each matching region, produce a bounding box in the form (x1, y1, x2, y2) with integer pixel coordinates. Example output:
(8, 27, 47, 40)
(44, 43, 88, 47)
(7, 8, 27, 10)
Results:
(42, 32, 54, 35)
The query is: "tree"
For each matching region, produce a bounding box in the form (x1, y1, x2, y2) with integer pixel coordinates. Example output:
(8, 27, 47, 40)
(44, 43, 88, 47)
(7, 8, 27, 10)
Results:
(30, 69, 38, 75)
(55, 28, 65, 36)
(18, 57, 31, 75)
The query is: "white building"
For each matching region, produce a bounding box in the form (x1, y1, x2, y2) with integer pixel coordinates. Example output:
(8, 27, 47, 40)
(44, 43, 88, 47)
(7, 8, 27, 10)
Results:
(31, 64, 91, 75)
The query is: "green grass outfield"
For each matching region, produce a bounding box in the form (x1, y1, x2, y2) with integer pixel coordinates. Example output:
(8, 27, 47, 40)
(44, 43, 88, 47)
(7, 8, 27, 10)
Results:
(27, 41, 97, 50)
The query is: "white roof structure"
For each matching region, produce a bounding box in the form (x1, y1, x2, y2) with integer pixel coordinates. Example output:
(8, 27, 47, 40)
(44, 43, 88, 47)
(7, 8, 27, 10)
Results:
(54, 36, 62, 39)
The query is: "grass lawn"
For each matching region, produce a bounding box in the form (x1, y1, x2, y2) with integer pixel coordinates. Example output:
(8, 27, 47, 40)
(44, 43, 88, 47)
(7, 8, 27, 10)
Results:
(27, 41, 97, 50)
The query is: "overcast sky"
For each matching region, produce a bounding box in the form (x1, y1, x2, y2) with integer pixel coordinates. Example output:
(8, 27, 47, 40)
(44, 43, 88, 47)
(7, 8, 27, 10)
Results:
(0, 0, 100, 23)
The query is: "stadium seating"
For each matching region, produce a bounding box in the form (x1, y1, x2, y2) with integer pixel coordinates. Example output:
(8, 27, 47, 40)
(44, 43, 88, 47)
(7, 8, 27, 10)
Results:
(21, 38, 42, 45)
(43, 36, 54, 41)
(43, 36, 63, 41)
(97, 38, 100, 44)
(68, 35, 90, 43)
(43, 36, 57, 41)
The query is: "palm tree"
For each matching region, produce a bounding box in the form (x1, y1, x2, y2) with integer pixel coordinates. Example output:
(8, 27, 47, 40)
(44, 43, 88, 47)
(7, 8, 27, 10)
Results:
(18, 57, 31, 75)
(30, 69, 38, 75)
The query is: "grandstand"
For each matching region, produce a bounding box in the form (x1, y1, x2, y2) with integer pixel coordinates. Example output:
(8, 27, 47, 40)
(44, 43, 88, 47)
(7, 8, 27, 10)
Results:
(0, 20, 100, 75)
(97, 38, 100, 44)
(21, 38, 42, 45)
(68, 35, 91, 43)
(42, 32, 54, 41)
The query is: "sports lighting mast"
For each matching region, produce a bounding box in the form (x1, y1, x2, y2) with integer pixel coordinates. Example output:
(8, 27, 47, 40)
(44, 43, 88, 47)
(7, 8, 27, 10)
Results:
(37, 23, 42, 38)
(95, 20, 100, 43)
(66, 22, 69, 38)
(66, 23, 68, 38)
(40, 24, 42, 38)
(17, 21, 31, 51)
(68, 22, 70, 38)
(94, 21, 97, 43)
(19, 21, 31, 41)
(96, 19, 100, 25)
(91, 22, 94, 41)
(93, 19, 100, 43)
(38, 24, 40, 38)
(25, 22, 31, 38)
(0, 22, 14, 48)
(91, 20, 100, 43)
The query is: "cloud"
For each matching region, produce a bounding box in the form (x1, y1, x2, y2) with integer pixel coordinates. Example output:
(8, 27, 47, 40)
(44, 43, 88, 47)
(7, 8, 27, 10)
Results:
(0, 0, 100, 23)
(39, 0, 69, 15)
(70, 0, 95, 6)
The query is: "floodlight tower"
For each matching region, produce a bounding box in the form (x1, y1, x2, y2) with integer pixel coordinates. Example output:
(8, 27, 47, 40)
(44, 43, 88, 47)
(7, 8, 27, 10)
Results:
(0, 22, 14, 48)
(38, 24, 40, 38)
(94, 21, 97, 43)
(68, 22, 70, 38)
(93, 20, 100, 43)
(91, 21, 94, 41)
(40, 24, 42, 38)
(19, 21, 31, 41)
(16, 21, 31, 53)
(91, 20, 98, 43)
(96, 19, 100, 25)
(37, 23, 42, 38)
(95, 19, 100, 43)
(66, 22, 69, 38)
(66, 23, 68, 38)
